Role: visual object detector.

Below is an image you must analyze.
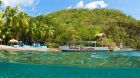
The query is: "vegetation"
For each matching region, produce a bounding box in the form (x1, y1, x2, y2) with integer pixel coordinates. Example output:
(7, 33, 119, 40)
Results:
(0, 4, 140, 49)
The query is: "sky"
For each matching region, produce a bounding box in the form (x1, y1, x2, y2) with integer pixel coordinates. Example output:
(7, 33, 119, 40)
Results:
(1, 0, 140, 20)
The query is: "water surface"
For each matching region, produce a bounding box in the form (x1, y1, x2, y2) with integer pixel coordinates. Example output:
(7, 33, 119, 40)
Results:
(0, 51, 140, 78)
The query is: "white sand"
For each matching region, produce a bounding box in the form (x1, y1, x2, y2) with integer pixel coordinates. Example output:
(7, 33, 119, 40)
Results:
(0, 45, 15, 50)
(0, 45, 61, 52)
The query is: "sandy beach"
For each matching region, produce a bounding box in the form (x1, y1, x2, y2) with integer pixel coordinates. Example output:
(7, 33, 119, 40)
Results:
(0, 45, 61, 52)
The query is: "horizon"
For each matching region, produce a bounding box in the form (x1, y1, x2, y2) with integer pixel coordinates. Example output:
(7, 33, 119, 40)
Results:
(1, 0, 140, 20)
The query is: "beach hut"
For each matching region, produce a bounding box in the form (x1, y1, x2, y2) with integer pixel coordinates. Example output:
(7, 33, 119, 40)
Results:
(95, 33, 105, 37)
(9, 39, 18, 45)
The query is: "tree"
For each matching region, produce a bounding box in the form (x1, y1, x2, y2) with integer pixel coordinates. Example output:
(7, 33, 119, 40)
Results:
(13, 12, 30, 41)
(3, 6, 18, 42)
(0, 11, 3, 35)
(0, 0, 1, 4)
(0, 7, 140, 49)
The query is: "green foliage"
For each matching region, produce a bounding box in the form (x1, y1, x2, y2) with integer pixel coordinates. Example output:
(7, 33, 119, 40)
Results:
(45, 9, 140, 48)
(0, 7, 140, 49)
(0, 0, 2, 8)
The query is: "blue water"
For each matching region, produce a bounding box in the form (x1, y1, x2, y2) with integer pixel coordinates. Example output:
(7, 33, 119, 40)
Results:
(0, 51, 140, 78)
(0, 62, 140, 78)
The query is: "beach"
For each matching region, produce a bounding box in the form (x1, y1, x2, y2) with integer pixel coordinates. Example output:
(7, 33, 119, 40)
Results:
(0, 45, 61, 52)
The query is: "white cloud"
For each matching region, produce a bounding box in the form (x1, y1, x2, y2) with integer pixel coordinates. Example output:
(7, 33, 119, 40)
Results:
(31, 0, 40, 11)
(70, 0, 107, 9)
(85, 1, 107, 9)
(1, 0, 37, 7)
(1, 0, 40, 12)
(75, 1, 84, 8)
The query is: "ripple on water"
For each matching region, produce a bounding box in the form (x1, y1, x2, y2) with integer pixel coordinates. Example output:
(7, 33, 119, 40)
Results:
(0, 51, 140, 68)
(90, 55, 109, 59)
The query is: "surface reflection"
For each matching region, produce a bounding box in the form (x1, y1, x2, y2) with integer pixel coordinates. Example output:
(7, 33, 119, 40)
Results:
(0, 51, 140, 68)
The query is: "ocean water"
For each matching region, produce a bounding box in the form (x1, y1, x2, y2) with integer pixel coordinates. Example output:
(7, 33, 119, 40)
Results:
(0, 51, 140, 78)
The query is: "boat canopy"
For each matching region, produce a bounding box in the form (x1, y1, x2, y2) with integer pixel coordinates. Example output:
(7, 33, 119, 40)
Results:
(66, 41, 97, 44)
(60, 41, 98, 47)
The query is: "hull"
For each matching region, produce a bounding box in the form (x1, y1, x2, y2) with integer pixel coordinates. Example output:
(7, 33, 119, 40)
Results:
(59, 46, 109, 52)
(61, 50, 108, 52)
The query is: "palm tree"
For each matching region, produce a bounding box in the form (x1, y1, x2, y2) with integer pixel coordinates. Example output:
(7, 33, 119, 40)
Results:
(0, 11, 3, 37)
(3, 6, 18, 43)
(31, 15, 55, 42)
(14, 12, 30, 41)
(0, 0, 2, 8)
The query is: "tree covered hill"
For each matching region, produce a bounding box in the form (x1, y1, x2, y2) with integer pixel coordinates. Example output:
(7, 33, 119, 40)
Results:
(0, 7, 140, 49)
(44, 9, 140, 49)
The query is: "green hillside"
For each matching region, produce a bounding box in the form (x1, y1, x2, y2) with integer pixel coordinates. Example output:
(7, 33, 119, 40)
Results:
(44, 9, 140, 49)
(0, 7, 140, 49)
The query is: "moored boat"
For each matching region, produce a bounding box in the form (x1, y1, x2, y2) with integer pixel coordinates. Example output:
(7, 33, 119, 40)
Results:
(59, 41, 109, 52)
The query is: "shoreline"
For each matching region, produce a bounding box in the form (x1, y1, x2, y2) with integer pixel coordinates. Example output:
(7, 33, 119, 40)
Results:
(0, 45, 139, 52)
(0, 45, 61, 52)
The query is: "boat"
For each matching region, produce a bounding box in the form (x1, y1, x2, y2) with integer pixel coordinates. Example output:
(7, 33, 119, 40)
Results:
(113, 43, 135, 51)
(59, 41, 109, 52)
(113, 47, 135, 52)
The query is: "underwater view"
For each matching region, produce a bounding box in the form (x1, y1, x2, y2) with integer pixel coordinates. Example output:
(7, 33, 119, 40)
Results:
(0, 51, 140, 78)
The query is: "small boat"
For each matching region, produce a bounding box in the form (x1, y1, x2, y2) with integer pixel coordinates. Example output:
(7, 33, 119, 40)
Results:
(59, 41, 109, 52)
(113, 47, 135, 52)
(113, 43, 135, 52)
